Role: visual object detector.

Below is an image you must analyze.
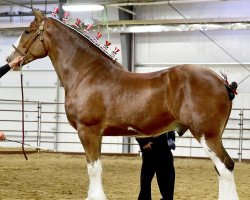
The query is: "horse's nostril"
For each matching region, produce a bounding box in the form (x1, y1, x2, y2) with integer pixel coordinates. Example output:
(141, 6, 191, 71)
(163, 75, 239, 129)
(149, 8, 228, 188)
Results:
(6, 57, 10, 63)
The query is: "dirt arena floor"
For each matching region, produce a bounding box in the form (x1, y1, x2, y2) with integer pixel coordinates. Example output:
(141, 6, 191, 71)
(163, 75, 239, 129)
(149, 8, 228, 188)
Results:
(0, 152, 249, 200)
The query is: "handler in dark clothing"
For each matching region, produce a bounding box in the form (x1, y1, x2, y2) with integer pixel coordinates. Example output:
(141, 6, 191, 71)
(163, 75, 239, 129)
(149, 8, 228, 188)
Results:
(136, 131, 176, 200)
(0, 56, 24, 78)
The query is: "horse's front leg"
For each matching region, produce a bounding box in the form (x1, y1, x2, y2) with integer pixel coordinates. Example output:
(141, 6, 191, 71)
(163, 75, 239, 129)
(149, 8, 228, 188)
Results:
(77, 125, 107, 200)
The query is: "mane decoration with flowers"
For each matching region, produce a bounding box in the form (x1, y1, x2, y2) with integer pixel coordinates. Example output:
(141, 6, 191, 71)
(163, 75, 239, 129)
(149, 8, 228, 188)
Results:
(51, 7, 120, 61)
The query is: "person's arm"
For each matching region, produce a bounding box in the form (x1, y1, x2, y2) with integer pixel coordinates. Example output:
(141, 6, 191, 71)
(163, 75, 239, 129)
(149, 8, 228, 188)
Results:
(0, 56, 24, 78)
(8, 56, 24, 70)
(0, 64, 11, 78)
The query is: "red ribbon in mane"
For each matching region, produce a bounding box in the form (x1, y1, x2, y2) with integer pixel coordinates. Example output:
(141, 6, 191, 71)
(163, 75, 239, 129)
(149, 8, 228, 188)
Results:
(103, 40, 111, 50)
(113, 47, 120, 54)
(63, 12, 69, 22)
(106, 40, 111, 46)
(71, 18, 81, 28)
(84, 24, 93, 33)
(52, 7, 59, 17)
(95, 32, 103, 40)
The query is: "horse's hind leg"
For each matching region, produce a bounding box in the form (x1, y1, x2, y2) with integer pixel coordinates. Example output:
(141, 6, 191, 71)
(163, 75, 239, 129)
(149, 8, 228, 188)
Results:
(77, 125, 107, 200)
(199, 135, 238, 200)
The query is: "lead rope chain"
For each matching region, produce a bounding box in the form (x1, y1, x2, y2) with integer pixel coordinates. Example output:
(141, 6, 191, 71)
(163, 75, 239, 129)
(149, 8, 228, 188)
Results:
(20, 0, 33, 161)
(21, 68, 28, 160)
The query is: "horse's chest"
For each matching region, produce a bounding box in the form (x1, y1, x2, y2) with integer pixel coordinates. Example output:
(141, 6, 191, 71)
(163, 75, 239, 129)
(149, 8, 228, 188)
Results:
(65, 93, 106, 127)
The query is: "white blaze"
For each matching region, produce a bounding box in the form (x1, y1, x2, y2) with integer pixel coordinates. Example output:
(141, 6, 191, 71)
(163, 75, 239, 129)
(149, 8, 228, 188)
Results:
(7, 36, 21, 58)
(14, 36, 21, 48)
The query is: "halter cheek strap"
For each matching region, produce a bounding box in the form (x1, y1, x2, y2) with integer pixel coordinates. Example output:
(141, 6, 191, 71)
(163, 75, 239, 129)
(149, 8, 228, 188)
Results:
(12, 20, 46, 66)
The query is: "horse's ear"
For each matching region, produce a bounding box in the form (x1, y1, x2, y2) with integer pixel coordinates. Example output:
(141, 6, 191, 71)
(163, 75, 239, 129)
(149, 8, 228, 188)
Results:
(32, 9, 44, 21)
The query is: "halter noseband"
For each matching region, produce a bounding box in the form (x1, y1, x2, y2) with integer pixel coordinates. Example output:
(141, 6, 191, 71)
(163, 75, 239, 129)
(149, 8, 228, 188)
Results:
(12, 20, 46, 65)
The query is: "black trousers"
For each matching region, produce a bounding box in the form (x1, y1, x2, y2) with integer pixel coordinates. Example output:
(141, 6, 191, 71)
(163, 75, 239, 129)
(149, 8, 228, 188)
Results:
(138, 148, 175, 200)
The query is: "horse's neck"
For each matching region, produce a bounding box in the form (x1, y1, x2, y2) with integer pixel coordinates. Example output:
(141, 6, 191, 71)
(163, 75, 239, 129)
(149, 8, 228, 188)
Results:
(46, 19, 122, 91)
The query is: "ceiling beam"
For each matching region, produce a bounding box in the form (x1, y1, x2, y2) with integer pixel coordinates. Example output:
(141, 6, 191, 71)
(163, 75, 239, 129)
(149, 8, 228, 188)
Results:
(104, 0, 228, 6)
(98, 17, 250, 26)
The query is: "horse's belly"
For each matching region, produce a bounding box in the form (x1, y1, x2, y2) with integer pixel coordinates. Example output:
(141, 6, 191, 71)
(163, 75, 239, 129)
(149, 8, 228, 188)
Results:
(102, 126, 141, 136)
(101, 121, 183, 137)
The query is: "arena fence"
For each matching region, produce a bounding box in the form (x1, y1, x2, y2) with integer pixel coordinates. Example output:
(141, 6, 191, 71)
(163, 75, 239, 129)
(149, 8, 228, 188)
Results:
(0, 99, 249, 161)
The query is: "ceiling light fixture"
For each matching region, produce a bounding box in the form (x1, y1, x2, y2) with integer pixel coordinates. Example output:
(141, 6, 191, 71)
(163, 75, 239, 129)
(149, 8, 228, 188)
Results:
(62, 4, 104, 12)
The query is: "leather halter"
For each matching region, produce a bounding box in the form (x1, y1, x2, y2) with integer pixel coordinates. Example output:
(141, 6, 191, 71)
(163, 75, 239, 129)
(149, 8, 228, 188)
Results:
(12, 20, 45, 65)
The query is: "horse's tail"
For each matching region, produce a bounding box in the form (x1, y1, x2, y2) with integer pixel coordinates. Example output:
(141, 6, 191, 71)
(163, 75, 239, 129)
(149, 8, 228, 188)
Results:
(225, 81, 238, 101)
(220, 71, 238, 101)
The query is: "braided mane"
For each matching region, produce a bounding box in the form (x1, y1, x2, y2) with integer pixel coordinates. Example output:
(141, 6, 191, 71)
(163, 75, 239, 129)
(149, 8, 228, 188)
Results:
(53, 18, 114, 59)
(52, 18, 126, 70)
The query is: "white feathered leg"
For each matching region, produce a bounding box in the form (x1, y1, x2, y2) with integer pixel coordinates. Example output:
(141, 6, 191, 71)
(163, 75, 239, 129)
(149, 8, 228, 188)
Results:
(85, 159, 107, 200)
(200, 137, 239, 200)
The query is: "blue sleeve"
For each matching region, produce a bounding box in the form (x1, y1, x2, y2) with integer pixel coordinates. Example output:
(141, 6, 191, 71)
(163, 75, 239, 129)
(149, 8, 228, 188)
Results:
(168, 131, 175, 141)
(0, 64, 11, 78)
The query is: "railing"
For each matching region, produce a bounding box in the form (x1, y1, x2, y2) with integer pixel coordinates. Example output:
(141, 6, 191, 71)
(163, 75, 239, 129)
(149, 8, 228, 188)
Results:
(0, 99, 249, 161)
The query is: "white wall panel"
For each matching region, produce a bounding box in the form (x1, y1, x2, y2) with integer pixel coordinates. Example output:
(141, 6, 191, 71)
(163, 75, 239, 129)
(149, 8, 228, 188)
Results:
(0, 70, 57, 87)
(135, 1, 250, 20)
(0, 87, 57, 102)
(135, 30, 250, 64)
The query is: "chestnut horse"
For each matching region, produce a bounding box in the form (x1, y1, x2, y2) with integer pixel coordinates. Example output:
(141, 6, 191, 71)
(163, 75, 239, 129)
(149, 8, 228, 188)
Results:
(8, 10, 238, 200)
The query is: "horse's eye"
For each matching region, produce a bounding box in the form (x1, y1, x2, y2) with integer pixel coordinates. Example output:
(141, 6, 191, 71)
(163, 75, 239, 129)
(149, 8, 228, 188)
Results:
(25, 30, 30, 34)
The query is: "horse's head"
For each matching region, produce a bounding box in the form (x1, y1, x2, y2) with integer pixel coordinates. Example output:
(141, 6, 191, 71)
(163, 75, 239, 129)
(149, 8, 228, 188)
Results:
(7, 9, 48, 66)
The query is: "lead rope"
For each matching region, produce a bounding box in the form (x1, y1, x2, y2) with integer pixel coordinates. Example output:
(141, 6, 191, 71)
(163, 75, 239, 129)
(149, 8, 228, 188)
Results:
(21, 0, 32, 161)
(20, 68, 28, 160)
